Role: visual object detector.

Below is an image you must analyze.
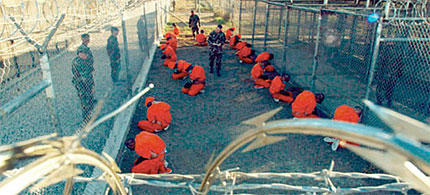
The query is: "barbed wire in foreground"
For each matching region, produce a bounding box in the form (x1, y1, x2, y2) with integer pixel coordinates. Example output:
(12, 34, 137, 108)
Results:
(2, 163, 411, 194)
(66, 163, 409, 194)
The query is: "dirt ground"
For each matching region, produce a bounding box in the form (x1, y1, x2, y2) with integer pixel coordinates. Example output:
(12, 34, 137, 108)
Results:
(117, 0, 404, 194)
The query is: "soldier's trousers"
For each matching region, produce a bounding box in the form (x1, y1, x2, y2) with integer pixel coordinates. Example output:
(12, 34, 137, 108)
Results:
(74, 80, 95, 123)
(110, 59, 121, 82)
(376, 77, 398, 107)
(209, 53, 222, 72)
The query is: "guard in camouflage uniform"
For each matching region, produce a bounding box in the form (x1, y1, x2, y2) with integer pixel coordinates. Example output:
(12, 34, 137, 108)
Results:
(208, 24, 226, 77)
(106, 27, 121, 83)
(72, 33, 96, 123)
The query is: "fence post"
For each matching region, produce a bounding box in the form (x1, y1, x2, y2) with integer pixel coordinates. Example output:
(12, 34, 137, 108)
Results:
(238, 0, 242, 35)
(39, 54, 60, 133)
(121, 11, 132, 94)
(296, 10, 301, 41)
(282, 7, 290, 73)
(263, 4, 270, 51)
(364, 19, 383, 101)
(278, 7, 284, 39)
(251, 0, 258, 44)
(307, 12, 313, 44)
(347, 16, 357, 67)
(155, 1, 160, 41)
(143, 1, 150, 58)
(310, 10, 322, 91)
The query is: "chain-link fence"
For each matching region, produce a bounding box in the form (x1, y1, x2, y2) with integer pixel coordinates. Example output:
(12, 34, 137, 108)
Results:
(228, 0, 430, 129)
(0, 0, 170, 193)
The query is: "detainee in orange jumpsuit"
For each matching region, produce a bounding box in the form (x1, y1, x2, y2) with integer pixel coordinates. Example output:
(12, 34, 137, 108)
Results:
(168, 60, 192, 80)
(166, 36, 178, 52)
(160, 44, 177, 66)
(125, 131, 172, 174)
(230, 34, 241, 49)
(291, 90, 325, 118)
(328, 105, 361, 149)
(172, 23, 180, 36)
(255, 52, 274, 63)
(182, 65, 206, 96)
(138, 97, 172, 133)
(194, 30, 208, 46)
(269, 74, 294, 103)
(225, 27, 235, 43)
(165, 32, 177, 40)
(251, 61, 275, 89)
(234, 42, 248, 57)
(238, 44, 256, 64)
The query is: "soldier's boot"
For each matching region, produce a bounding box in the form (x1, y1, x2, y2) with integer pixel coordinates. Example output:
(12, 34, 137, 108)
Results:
(216, 68, 221, 77)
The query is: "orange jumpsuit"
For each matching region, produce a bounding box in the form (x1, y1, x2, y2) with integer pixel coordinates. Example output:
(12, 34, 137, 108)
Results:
(166, 37, 178, 51)
(255, 52, 271, 63)
(182, 65, 206, 96)
(251, 63, 274, 88)
(225, 27, 235, 42)
(161, 45, 177, 66)
(138, 101, 172, 133)
(131, 154, 171, 174)
(332, 105, 360, 147)
(291, 90, 319, 118)
(238, 46, 254, 64)
(173, 26, 180, 36)
(230, 34, 241, 49)
(165, 32, 177, 40)
(269, 76, 294, 103)
(235, 42, 247, 53)
(131, 131, 171, 174)
(171, 60, 191, 80)
(194, 34, 208, 46)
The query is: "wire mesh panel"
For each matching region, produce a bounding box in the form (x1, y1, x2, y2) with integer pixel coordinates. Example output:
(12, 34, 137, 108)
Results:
(365, 20, 430, 127)
(312, 12, 374, 115)
(237, 0, 256, 39)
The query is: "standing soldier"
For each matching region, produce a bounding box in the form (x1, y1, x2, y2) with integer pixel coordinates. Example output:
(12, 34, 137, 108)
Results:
(72, 33, 96, 123)
(137, 15, 146, 52)
(106, 27, 121, 83)
(208, 24, 226, 77)
(375, 41, 404, 108)
(189, 10, 200, 38)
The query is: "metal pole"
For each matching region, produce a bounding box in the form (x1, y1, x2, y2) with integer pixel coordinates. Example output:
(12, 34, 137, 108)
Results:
(347, 16, 357, 67)
(198, 0, 201, 16)
(296, 10, 301, 41)
(307, 12, 312, 44)
(278, 7, 284, 39)
(121, 12, 132, 94)
(263, 4, 270, 51)
(155, 2, 160, 41)
(143, 1, 150, 58)
(251, 0, 258, 44)
(310, 11, 322, 91)
(364, 19, 383, 101)
(366, 0, 370, 8)
(238, 0, 243, 35)
(281, 7, 290, 73)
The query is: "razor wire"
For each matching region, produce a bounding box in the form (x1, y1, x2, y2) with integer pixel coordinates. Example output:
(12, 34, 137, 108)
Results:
(2, 164, 412, 194)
